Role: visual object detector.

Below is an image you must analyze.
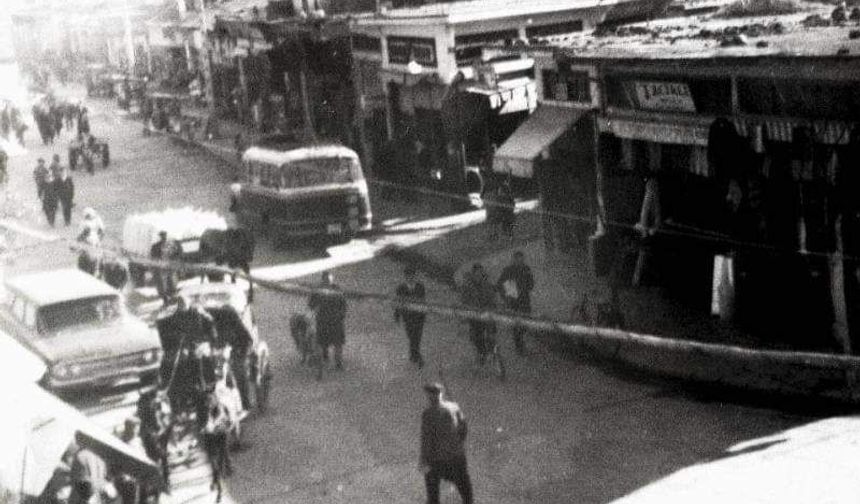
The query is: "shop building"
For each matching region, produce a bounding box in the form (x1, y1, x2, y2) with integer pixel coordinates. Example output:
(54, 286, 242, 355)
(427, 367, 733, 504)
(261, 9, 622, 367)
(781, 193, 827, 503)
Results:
(210, 0, 366, 136)
(348, 0, 670, 195)
(498, 5, 860, 350)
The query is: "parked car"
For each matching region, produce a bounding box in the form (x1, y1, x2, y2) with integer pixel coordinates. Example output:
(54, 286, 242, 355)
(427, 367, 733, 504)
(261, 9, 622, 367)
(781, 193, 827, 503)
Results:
(0, 269, 162, 391)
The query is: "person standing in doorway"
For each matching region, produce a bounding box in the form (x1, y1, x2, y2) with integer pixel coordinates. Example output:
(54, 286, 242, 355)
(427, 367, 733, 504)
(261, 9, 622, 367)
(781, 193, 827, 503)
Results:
(395, 265, 427, 368)
(56, 166, 75, 226)
(419, 382, 473, 504)
(496, 250, 534, 355)
(308, 271, 348, 370)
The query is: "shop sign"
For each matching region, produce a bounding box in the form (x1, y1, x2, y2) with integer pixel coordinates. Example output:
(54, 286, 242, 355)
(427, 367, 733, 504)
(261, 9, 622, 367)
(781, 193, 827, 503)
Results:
(633, 81, 696, 112)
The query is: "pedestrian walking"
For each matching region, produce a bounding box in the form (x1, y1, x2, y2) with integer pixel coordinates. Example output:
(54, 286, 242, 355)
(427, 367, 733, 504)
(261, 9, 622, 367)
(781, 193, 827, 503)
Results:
(308, 270, 348, 370)
(0, 104, 10, 140)
(41, 170, 59, 226)
(56, 167, 75, 226)
(12, 107, 26, 146)
(0, 148, 7, 187)
(34, 157, 49, 200)
(78, 107, 90, 135)
(496, 251, 534, 355)
(78, 207, 105, 246)
(201, 394, 232, 503)
(419, 382, 473, 504)
(395, 265, 427, 368)
(460, 263, 497, 365)
(486, 180, 515, 241)
(49, 153, 63, 178)
(150, 230, 181, 303)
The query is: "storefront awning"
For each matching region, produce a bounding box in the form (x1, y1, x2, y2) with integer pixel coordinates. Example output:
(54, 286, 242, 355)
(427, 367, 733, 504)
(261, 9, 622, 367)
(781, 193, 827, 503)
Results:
(493, 105, 588, 178)
(0, 382, 163, 498)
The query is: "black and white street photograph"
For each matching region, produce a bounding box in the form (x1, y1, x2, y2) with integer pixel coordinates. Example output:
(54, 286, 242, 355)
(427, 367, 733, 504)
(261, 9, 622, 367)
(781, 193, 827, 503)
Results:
(0, 0, 859, 503)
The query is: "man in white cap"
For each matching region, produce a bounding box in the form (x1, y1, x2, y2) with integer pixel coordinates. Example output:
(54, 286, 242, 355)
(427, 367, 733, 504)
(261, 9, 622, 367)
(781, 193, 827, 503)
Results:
(78, 207, 105, 246)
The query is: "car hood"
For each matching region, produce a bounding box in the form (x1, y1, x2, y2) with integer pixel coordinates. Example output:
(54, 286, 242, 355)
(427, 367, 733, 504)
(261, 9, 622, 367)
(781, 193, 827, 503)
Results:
(29, 319, 160, 363)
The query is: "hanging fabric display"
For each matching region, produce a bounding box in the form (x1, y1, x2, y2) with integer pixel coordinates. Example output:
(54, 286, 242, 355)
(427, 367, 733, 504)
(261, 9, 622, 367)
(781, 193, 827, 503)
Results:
(711, 253, 735, 321)
(790, 125, 815, 181)
(707, 117, 743, 181)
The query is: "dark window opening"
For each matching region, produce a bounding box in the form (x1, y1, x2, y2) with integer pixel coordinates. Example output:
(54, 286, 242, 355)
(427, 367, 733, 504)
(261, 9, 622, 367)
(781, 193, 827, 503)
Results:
(566, 70, 591, 103)
(387, 36, 437, 66)
(352, 34, 381, 53)
(738, 78, 860, 120)
(455, 29, 519, 48)
(526, 20, 583, 39)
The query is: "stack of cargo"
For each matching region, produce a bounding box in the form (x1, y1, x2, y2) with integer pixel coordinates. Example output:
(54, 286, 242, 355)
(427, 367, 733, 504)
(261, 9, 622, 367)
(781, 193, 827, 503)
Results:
(122, 207, 228, 257)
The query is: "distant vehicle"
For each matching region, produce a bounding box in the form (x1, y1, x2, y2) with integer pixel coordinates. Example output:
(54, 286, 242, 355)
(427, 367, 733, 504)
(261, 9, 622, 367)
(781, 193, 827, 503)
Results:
(0, 269, 162, 391)
(233, 142, 372, 243)
(122, 207, 228, 287)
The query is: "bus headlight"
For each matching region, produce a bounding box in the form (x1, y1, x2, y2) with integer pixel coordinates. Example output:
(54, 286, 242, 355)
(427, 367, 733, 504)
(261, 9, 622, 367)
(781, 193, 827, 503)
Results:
(230, 183, 242, 196)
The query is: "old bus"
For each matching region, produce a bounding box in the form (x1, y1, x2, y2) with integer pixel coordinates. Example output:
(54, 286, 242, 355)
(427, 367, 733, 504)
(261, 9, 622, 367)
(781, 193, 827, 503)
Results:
(233, 144, 372, 242)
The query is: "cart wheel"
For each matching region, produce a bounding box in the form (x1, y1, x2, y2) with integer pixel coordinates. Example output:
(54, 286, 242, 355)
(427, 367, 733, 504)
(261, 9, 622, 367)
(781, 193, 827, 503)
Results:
(255, 359, 272, 413)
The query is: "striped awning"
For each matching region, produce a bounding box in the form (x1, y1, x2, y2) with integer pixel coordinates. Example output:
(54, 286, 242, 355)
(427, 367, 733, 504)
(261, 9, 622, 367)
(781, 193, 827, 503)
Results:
(493, 105, 588, 178)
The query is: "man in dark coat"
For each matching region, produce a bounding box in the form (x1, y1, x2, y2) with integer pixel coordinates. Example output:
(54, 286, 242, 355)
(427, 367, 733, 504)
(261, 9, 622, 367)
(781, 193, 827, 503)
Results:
(56, 166, 75, 226)
(150, 231, 181, 303)
(419, 382, 473, 504)
(460, 263, 497, 364)
(41, 170, 59, 226)
(308, 270, 348, 370)
(77, 107, 90, 135)
(395, 265, 427, 368)
(496, 251, 534, 355)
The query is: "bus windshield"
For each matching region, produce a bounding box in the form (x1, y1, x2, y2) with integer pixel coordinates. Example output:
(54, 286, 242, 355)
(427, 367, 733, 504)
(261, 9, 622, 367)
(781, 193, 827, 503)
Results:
(279, 157, 356, 189)
(249, 156, 360, 190)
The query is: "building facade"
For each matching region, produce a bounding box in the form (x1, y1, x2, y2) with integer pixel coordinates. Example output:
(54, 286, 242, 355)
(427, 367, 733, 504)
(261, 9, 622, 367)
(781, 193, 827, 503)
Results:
(349, 0, 670, 195)
(502, 9, 860, 350)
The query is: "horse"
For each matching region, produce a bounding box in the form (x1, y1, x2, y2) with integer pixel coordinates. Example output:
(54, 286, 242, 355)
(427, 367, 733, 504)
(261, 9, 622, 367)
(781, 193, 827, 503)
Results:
(199, 227, 255, 275)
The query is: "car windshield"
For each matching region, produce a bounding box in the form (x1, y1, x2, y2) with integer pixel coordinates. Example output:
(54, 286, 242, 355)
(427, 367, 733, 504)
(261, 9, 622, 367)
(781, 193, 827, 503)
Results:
(188, 292, 234, 308)
(38, 296, 122, 333)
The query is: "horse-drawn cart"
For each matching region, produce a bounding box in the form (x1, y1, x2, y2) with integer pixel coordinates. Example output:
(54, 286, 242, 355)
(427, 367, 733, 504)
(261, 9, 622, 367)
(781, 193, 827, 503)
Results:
(153, 280, 271, 445)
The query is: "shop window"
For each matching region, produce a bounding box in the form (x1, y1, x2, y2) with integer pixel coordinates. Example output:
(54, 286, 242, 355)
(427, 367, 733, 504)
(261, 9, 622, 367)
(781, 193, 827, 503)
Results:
(387, 36, 437, 67)
(542, 70, 562, 100)
(566, 71, 591, 103)
(353, 35, 381, 53)
(526, 20, 584, 39)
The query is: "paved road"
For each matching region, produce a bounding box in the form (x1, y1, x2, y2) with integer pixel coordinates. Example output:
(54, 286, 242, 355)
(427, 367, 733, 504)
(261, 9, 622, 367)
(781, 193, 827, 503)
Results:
(2, 92, 844, 504)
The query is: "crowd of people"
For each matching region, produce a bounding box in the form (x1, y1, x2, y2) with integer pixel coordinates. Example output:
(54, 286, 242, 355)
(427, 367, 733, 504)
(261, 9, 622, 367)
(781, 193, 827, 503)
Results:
(0, 100, 28, 146)
(31, 94, 90, 147)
